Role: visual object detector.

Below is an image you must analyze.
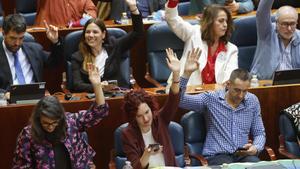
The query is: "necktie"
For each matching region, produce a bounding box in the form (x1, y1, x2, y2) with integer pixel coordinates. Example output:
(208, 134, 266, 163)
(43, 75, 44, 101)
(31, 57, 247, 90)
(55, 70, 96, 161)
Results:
(13, 52, 26, 84)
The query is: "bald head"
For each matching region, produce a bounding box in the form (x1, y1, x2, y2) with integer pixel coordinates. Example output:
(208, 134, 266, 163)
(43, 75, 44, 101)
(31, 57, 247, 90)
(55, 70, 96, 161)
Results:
(276, 6, 298, 21)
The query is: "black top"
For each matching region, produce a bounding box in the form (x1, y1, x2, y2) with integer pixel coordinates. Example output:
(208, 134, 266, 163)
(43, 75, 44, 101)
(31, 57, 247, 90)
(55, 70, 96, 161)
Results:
(53, 142, 72, 169)
(71, 14, 144, 92)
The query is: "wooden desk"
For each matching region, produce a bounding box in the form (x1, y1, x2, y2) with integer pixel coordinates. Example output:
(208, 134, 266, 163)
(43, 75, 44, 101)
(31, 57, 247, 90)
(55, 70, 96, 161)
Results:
(1, 83, 300, 169)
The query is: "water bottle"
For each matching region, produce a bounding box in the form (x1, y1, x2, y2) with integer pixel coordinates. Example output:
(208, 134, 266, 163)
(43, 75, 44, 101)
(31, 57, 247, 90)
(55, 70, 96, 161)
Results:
(61, 72, 68, 93)
(250, 74, 259, 88)
(121, 12, 129, 25)
(0, 92, 7, 106)
(122, 161, 133, 169)
(129, 68, 138, 89)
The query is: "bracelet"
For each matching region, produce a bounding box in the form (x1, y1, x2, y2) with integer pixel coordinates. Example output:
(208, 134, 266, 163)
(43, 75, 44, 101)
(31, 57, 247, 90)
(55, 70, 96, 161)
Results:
(173, 81, 180, 84)
(130, 8, 138, 13)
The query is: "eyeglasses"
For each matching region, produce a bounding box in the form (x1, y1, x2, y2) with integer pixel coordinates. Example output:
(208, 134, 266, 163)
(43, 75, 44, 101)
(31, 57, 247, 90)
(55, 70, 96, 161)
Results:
(41, 120, 60, 127)
(278, 21, 297, 28)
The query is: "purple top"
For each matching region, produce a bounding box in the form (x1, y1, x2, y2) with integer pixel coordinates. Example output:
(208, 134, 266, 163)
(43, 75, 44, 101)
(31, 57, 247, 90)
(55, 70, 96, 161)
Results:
(12, 102, 109, 169)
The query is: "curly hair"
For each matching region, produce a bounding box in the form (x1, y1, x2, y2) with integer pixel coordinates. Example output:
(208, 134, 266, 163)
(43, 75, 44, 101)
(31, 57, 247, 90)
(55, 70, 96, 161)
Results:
(122, 89, 159, 123)
(200, 4, 234, 46)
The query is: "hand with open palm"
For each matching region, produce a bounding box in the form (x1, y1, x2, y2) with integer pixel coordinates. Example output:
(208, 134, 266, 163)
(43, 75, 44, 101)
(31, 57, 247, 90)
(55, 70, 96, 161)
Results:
(183, 48, 201, 78)
(165, 48, 180, 74)
(87, 63, 101, 86)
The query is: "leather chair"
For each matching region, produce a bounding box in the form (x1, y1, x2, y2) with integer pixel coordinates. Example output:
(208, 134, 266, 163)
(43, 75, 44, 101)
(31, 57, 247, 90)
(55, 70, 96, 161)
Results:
(110, 121, 186, 169)
(180, 111, 208, 166)
(230, 16, 257, 71)
(278, 112, 300, 158)
(64, 28, 131, 91)
(16, 0, 37, 26)
(145, 22, 184, 87)
(178, 2, 190, 16)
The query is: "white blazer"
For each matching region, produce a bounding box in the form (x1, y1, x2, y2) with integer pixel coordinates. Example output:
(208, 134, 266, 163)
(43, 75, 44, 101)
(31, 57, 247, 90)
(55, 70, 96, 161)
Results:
(165, 5, 238, 87)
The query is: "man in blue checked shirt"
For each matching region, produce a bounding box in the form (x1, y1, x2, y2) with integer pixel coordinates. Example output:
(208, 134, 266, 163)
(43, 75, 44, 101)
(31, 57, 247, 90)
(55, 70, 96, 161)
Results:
(179, 48, 266, 165)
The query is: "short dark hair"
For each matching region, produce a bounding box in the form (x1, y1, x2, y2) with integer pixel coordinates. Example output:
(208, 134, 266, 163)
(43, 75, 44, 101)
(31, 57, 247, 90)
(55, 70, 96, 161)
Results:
(30, 96, 67, 143)
(229, 68, 251, 82)
(3, 14, 27, 33)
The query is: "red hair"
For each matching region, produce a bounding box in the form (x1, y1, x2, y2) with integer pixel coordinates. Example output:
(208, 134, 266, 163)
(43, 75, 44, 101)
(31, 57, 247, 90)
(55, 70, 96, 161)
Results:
(122, 89, 159, 123)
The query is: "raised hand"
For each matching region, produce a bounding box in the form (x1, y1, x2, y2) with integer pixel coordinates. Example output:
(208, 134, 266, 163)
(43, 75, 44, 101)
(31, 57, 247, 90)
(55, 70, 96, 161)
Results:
(183, 48, 201, 77)
(225, 0, 239, 13)
(165, 48, 180, 73)
(44, 20, 59, 44)
(87, 63, 101, 86)
(87, 63, 105, 105)
(125, 0, 137, 9)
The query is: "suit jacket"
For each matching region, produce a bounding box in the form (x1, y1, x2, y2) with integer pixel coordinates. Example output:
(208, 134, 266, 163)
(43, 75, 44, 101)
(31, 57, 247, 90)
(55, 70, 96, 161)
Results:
(110, 0, 166, 20)
(0, 41, 62, 92)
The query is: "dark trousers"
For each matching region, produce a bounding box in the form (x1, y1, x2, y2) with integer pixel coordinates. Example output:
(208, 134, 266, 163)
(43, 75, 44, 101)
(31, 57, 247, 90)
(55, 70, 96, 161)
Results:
(207, 154, 260, 165)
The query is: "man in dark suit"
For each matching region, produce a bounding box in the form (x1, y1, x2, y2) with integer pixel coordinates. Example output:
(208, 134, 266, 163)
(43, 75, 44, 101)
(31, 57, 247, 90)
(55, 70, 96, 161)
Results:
(0, 14, 62, 93)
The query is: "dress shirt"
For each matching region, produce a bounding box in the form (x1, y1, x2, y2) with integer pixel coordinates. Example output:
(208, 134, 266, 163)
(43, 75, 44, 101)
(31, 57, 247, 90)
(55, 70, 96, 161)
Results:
(179, 77, 266, 157)
(250, 0, 300, 79)
(277, 38, 293, 71)
(3, 41, 34, 84)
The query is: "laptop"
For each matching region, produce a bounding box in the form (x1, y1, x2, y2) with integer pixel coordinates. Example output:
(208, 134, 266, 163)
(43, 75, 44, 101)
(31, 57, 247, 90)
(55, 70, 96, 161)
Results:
(272, 69, 300, 85)
(9, 82, 46, 104)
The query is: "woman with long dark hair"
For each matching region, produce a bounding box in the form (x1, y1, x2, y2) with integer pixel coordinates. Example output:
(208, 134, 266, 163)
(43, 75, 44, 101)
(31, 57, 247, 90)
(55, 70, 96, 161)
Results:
(13, 64, 108, 168)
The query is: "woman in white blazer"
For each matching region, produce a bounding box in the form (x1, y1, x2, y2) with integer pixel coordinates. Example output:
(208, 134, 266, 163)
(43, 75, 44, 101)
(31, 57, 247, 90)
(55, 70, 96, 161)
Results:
(165, 0, 238, 87)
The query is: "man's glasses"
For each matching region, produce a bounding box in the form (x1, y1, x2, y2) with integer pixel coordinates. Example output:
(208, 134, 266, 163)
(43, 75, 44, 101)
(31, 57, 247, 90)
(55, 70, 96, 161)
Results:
(278, 21, 297, 28)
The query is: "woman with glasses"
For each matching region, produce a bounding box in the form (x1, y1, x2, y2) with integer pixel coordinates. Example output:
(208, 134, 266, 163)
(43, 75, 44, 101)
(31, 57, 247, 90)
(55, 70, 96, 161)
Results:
(165, 0, 238, 88)
(13, 64, 108, 169)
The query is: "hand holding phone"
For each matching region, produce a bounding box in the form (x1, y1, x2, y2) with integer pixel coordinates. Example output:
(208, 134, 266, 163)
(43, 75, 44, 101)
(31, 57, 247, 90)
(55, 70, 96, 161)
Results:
(148, 143, 160, 152)
(237, 147, 247, 151)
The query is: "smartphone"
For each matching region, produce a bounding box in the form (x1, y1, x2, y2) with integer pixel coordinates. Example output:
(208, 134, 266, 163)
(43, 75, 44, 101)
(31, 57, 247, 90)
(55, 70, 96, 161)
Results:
(114, 20, 122, 25)
(237, 147, 247, 151)
(148, 143, 160, 152)
(155, 89, 166, 94)
(108, 80, 118, 86)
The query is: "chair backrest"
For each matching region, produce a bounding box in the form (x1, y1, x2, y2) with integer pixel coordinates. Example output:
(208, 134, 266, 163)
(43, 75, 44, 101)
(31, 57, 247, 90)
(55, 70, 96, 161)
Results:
(0, 1, 3, 26)
(147, 22, 184, 86)
(230, 16, 257, 72)
(114, 121, 185, 169)
(279, 113, 300, 157)
(64, 28, 131, 91)
(178, 2, 190, 16)
(16, 0, 37, 26)
(180, 111, 206, 166)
